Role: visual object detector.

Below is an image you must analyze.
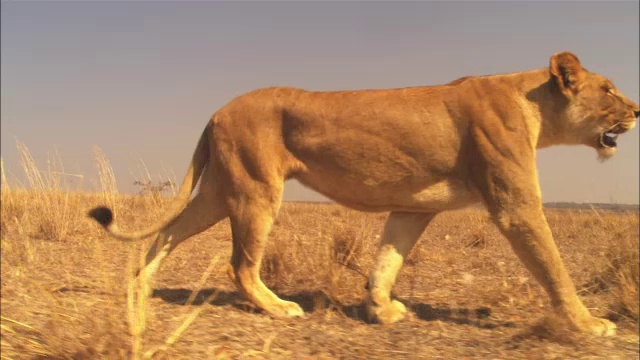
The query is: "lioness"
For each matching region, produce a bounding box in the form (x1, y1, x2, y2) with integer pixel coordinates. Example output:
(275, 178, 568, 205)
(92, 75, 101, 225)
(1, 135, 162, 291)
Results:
(90, 52, 638, 336)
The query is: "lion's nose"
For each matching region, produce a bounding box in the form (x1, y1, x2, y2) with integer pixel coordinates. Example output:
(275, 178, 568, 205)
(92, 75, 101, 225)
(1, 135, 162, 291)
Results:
(635, 109, 640, 119)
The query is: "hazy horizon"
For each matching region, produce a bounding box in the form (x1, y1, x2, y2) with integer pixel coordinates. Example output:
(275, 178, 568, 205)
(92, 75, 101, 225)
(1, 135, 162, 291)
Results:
(2, 1, 639, 205)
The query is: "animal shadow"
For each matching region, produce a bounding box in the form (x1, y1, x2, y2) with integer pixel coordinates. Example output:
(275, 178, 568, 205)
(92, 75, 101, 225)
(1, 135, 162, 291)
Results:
(152, 288, 514, 330)
(410, 302, 515, 329)
(151, 288, 344, 314)
(151, 288, 249, 311)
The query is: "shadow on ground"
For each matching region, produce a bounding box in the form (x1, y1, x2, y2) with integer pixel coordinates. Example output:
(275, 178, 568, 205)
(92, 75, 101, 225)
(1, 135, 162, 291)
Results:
(152, 288, 516, 330)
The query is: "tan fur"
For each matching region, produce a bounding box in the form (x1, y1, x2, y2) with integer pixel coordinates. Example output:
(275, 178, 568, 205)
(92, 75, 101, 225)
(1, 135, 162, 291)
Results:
(90, 52, 639, 335)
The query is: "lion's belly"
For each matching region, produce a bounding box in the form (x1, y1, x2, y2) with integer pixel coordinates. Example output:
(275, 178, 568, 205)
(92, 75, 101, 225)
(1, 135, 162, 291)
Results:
(287, 126, 480, 212)
(280, 89, 477, 211)
(408, 179, 482, 211)
(295, 172, 481, 212)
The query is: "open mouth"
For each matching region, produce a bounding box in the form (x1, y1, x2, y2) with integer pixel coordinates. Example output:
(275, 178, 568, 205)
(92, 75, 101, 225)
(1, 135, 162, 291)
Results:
(600, 124, 621, 148)
(600, 131, 618, 148)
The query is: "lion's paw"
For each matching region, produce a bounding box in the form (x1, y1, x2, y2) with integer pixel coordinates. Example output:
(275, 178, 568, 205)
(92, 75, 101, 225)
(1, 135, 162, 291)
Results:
(577, 316, 616, 337)
(546, 313, 617, 337)
(367, 299, 407, 324)
(268, 300, 304, 318)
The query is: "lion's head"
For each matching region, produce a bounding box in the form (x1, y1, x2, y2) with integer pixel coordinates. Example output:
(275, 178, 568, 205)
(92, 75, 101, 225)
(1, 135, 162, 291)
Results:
(549, 52, 639, 160)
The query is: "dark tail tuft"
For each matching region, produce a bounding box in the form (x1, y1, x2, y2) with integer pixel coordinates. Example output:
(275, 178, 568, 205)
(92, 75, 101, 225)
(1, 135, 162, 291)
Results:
(88, 206, 114, 227)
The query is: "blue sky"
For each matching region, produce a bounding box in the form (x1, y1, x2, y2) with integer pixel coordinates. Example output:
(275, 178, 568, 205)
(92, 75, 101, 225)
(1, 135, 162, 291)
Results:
(1, 1, 638, 204)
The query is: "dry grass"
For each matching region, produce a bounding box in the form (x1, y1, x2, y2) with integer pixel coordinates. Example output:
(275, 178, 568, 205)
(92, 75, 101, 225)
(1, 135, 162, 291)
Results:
(1, 144, 638, 358)
(1, 144, 186, 359)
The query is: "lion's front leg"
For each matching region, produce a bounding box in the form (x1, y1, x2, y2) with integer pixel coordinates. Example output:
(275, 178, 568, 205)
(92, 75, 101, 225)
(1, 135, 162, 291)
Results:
(475, 164, 615, 335)
(366, 212, 436, 324)
(469, 120, 615, 336)
(491, 207, 615, 336)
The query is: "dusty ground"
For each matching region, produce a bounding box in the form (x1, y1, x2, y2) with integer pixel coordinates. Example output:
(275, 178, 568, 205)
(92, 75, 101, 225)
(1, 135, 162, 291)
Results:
(1, 200, 638, 359)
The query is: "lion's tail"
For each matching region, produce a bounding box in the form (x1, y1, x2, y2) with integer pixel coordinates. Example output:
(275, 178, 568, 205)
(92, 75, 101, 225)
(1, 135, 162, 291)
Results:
(88, 124, 211, 242)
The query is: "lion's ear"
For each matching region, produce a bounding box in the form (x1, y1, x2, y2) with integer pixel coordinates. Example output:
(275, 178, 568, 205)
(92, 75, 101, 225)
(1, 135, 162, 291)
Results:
(549, 52, 585, 96)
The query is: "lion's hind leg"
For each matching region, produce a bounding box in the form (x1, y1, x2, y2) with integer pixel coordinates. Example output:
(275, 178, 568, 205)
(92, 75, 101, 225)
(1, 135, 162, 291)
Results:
(227, 187, 304, 318)
(138, 191, 228, 279)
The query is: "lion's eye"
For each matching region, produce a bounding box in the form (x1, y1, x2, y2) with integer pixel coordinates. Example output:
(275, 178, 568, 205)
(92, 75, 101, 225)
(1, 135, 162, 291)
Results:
(607, 88, 617, 96)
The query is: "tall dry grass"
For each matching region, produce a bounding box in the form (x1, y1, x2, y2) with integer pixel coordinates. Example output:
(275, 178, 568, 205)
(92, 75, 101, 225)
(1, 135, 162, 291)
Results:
(0, 142, 86, 241)
(1, 143, 210, 359)
(93, 145, 119, 217)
